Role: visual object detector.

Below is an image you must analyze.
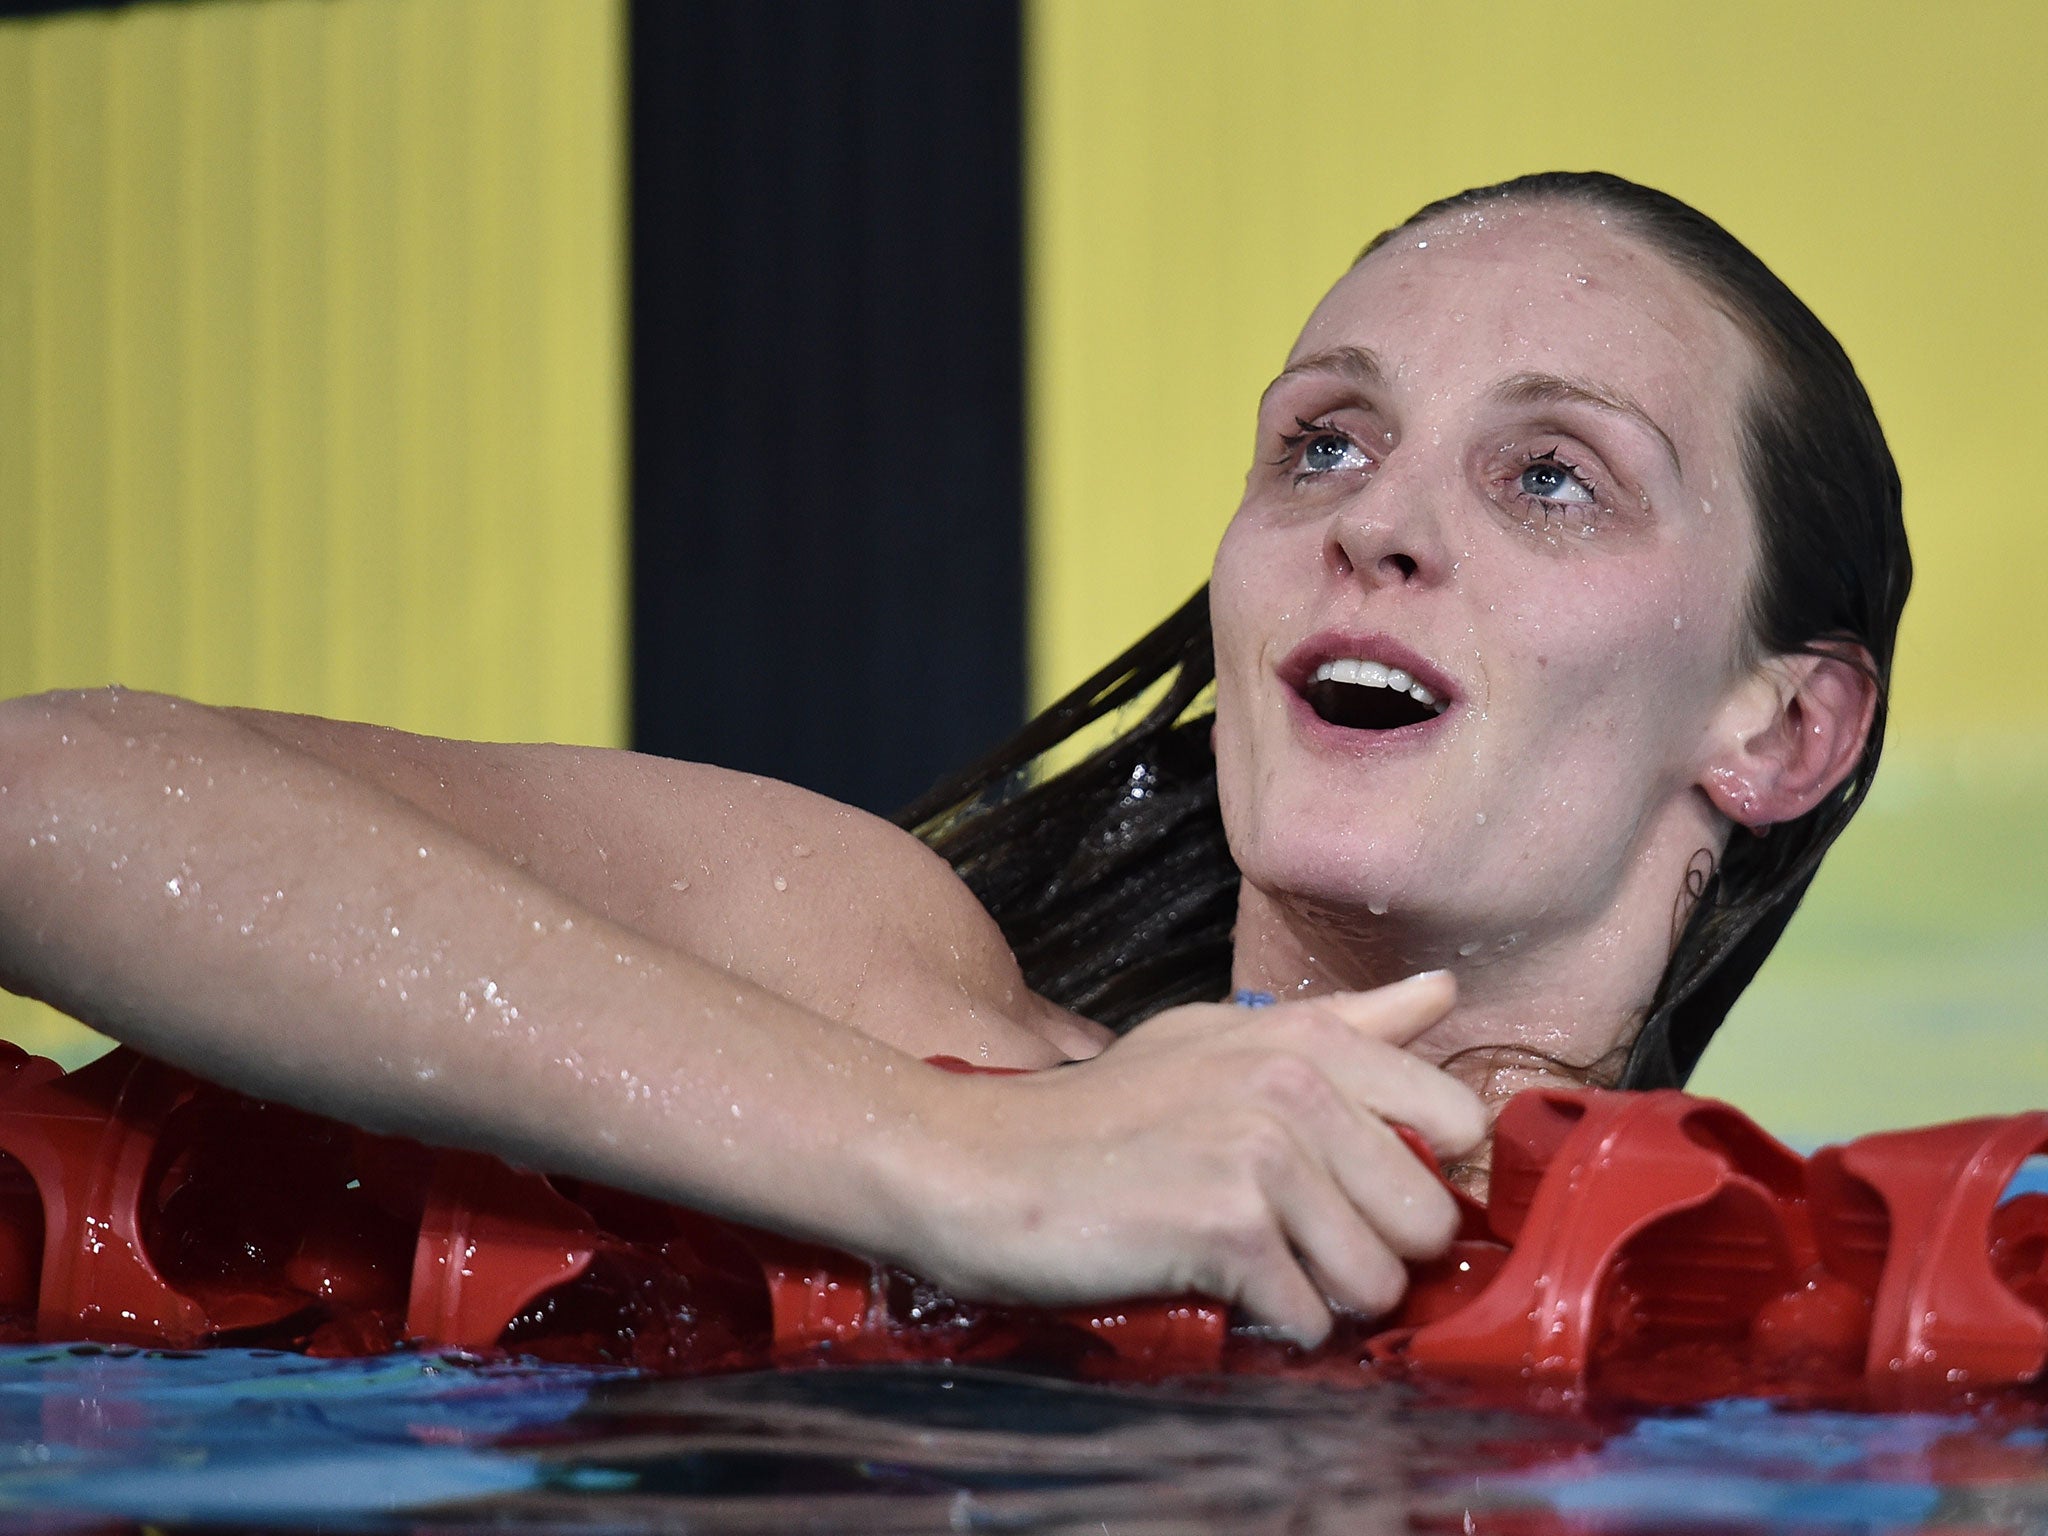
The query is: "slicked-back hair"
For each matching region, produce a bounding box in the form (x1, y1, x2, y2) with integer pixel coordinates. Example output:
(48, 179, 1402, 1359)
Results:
(900, 172, 1910, 1088)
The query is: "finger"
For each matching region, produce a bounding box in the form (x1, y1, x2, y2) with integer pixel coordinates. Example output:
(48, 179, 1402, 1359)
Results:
(1255, 1135, 1411, 1319)
(1324, 1039, 1489, 1159)
(1319, 1107, 1464, 1259)
(1252, 995, 1486, 1158)
(1244, 1053, 1465, 1257)
(1229, 1237, 1338, 1347)
(1315, 969, 1458, 1046)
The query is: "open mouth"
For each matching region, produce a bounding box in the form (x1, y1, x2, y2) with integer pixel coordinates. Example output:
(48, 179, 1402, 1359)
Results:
(1298, 657, 1451, 732)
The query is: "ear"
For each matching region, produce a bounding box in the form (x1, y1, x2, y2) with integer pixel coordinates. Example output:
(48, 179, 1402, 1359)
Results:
(1698, 648, 1878, 829)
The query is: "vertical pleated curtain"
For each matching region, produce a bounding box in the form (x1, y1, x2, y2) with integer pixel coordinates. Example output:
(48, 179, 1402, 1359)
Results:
(0, 0, 626, 1062)
(627, 2, 1026, 817)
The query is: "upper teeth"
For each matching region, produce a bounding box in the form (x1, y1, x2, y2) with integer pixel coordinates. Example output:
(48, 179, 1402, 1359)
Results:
(1310, 658, 1448, 713)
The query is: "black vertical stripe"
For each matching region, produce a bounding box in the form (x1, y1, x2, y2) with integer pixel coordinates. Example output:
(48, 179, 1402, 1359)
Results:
(629, 0, 1026, 815)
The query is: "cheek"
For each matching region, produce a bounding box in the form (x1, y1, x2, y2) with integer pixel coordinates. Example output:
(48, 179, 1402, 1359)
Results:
(1205, 533, 1257, 774)
(1496, 560, 1744, 749)
(1208, 517, 1291, 690)
(1209, 512, 1271, 614)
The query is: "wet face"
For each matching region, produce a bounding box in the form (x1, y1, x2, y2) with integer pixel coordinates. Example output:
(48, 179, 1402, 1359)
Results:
(1210, 201, 1762, 956)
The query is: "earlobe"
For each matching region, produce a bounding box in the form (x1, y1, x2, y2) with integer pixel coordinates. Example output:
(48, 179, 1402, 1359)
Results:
(1699, 650, 1878, 830)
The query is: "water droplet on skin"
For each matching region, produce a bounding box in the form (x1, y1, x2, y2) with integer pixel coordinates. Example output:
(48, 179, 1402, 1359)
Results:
(1475, 812, 1487, 825)
(670, 879, 689, 892)
(164, 877, 182, 897)
(793, 844, 812, 859)
(1673, 615, 1684, 630)
(1367, 899, 1389, 916)
(772, 875, 787, 892)
(1458, 941, 1483, 957)
(729, 1103, 742, 1119)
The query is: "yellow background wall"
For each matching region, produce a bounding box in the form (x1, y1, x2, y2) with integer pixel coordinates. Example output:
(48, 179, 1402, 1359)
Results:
(1026, 0, 2048, 1140)
(0, 0, 625, 1063)
(4, 0, 2041, 1140)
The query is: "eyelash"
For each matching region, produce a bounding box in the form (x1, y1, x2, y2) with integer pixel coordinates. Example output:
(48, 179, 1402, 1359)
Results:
(1515, 448, 1602, 516)
(1272, 420, 1612, 523)
(1273, 416, 1366, 481)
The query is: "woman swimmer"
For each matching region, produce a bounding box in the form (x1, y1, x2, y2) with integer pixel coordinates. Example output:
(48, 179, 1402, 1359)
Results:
(0, 172, 1908, 1347)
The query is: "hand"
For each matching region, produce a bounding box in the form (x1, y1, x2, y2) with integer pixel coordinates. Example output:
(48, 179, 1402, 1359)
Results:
(887, 971, 1486, 1346)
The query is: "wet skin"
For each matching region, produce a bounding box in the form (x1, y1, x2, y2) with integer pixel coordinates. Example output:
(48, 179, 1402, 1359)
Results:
(0, 202, 1876, 1344)
(1213, 202, 1776, 1093)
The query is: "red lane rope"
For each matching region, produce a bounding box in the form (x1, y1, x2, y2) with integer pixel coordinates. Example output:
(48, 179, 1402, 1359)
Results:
(2, 1040, 2044, 1409)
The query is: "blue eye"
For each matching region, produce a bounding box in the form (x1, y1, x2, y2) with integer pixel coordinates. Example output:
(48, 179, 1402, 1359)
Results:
(1303, 434, 1361, 473)
(1294, 430, 1376, 479)
(1274, 416, 1373, 482)
(1518, 456, 1595, 505)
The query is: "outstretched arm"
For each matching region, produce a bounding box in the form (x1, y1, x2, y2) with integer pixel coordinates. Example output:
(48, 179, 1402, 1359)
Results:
(0, 687, 986, 1252)
(0, 687, 1486, 1343)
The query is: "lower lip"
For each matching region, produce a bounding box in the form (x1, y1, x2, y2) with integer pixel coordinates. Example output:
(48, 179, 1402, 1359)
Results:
(1282, 685, 1456, 757)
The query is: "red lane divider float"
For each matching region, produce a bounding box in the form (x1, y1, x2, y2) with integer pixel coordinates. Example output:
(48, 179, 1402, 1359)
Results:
(1, 1040, 2046, 1408)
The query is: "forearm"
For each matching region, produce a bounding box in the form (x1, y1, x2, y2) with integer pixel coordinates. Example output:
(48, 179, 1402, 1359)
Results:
(0, 689, 1487, 1341)
(0, 688, 940, 1257)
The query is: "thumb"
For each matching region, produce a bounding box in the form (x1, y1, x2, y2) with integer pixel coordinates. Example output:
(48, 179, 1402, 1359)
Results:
(1317, 970, 1457, 1047)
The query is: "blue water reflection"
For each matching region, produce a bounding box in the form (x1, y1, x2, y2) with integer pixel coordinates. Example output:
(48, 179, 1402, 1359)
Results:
(2, 1345, 2046, 1532)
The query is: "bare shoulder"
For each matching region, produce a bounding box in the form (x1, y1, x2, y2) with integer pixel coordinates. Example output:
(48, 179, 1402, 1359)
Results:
(229, 707, 1108, 1067)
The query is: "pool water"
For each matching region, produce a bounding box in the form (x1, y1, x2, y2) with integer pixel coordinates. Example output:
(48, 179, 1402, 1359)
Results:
(3, 1347, 2048, 1533)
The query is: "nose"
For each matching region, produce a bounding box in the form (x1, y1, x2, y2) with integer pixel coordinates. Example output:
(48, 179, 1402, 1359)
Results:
(1323, 471, 1453, 589)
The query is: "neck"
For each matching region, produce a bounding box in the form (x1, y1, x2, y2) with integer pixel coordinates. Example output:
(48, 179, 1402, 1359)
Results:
(1228, 830, 1726, 1117)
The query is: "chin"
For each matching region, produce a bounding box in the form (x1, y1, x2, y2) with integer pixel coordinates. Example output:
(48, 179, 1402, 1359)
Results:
(1229, 817, 1427, 919)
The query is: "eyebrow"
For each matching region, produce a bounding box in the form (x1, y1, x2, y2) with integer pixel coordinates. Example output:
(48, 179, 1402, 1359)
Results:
(1261, 345, 1388, 404)
(1493, 371, 1682, 476)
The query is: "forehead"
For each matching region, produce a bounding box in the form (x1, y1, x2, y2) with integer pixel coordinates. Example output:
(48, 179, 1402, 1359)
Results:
(1290, 202, 1755, 465)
